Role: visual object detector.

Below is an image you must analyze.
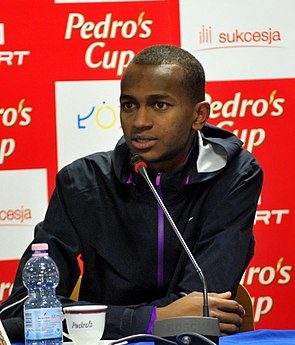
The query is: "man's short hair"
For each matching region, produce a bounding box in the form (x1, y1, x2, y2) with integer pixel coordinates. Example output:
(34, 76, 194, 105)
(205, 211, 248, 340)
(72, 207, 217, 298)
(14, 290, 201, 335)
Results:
(132, 44, 205, 103)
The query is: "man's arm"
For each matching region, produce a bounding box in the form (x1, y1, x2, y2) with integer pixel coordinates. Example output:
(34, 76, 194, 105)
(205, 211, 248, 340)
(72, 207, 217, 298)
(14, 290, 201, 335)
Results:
(0, 178, 153, 340)
(154, 151, 262, 334)
(157, 291, 245, 335)
(177, 151, 263, 295)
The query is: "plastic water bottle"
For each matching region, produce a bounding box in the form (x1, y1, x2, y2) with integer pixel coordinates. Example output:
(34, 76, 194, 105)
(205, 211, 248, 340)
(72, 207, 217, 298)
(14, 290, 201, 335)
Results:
(22, 243, 63, 345)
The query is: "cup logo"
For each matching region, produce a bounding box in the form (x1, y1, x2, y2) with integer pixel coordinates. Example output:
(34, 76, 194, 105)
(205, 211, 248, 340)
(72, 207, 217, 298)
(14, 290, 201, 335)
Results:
(71, 320, 93, 329)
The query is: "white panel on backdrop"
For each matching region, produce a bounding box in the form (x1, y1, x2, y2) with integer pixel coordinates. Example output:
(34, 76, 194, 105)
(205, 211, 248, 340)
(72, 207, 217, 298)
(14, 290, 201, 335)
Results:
(55, 81, 123, 170)
(0, 169, 48, 260)
(179, 0, 295, 80)
(0, 23, 4, 45)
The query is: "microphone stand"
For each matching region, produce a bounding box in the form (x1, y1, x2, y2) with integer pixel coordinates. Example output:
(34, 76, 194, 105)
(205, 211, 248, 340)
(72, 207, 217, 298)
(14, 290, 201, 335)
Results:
(132, 156, 220, 344)
(139, 166, 209, 316)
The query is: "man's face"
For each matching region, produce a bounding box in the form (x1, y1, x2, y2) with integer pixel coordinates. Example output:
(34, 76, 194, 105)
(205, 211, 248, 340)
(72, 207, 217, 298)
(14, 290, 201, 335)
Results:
(120, 63, 203, 172)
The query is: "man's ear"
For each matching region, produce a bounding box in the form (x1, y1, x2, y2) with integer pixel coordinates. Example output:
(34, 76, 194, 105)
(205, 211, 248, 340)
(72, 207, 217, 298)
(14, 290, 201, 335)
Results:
(192, 101, 210, 131)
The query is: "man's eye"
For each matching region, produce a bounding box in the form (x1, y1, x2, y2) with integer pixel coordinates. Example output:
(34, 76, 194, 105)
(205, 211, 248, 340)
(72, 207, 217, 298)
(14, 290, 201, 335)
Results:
(155, 102, 168, 110)
(121, 102, 134, 110)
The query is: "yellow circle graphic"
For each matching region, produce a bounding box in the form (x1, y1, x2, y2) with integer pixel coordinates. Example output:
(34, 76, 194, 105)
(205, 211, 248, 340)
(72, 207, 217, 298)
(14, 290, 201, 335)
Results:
(95, 105, 117, 129)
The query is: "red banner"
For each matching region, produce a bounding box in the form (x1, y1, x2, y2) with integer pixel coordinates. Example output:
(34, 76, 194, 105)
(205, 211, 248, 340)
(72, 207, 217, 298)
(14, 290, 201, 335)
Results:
(207, 78, 294, 328)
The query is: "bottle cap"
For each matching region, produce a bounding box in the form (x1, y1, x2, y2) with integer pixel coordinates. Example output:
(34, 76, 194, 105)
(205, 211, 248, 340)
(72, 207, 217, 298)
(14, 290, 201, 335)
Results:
(32, 243, 48, 251)
(31, 243, 49, 256)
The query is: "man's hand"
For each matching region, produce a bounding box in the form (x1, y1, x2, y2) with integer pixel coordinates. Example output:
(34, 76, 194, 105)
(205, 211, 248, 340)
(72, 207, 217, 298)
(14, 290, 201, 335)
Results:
(156, 291, 245, 335)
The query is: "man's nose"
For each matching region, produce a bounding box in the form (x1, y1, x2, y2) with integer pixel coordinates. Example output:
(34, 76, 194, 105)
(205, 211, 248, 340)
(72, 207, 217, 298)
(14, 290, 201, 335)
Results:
(133, 106, 153, 129)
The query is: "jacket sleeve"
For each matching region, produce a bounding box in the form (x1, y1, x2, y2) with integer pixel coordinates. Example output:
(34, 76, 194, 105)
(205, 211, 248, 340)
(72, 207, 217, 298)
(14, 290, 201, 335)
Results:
(0, 176, 82, 339)
(177, 151, 263, 297)
(0, 172, 154, 341)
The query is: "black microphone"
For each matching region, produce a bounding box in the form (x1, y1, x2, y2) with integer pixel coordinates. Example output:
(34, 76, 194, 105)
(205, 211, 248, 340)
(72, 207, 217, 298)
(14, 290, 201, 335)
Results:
(130, 154, 220, 344)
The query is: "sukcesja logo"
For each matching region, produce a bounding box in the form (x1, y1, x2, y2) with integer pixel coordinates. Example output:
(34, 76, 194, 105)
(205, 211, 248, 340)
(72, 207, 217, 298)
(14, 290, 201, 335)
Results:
(198, 25, 282, 50)
(0, 206, 32, 225)
(0, 23, 30, 65)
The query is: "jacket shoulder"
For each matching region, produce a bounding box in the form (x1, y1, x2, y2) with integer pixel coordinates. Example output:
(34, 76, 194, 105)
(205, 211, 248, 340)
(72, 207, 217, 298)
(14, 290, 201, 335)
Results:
(236, 148, 263, 173)
(56, 151, 113, 193)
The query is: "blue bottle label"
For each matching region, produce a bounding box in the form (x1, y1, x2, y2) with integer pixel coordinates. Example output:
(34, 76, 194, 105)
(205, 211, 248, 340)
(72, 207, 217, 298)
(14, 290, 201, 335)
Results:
(24, 307, 62, 340)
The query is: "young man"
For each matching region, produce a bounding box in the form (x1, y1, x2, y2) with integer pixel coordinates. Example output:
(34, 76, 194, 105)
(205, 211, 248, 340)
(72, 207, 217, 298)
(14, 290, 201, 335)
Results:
(0, 45, 263, 341)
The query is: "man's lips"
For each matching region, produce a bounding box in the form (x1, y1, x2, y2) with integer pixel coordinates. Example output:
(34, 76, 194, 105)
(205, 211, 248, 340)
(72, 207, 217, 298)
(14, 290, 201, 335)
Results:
(131, 136, 157, 150)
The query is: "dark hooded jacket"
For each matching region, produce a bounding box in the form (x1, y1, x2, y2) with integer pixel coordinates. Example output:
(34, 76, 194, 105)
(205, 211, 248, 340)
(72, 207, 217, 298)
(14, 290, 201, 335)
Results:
(0, 124, 263, 340)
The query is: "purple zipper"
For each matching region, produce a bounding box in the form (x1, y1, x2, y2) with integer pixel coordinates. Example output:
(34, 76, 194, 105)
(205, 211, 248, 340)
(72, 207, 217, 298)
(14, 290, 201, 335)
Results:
(156, 174, 164, 289)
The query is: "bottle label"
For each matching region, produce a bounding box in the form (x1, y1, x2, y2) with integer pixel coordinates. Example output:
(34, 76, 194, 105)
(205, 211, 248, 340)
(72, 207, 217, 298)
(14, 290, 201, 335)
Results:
(24, 307, 62, 340)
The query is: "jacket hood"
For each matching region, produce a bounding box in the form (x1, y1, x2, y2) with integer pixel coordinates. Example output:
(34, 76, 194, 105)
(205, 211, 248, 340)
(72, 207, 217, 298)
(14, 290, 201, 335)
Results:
(198, 123, 243, 172)
(112, 123, 243, 184)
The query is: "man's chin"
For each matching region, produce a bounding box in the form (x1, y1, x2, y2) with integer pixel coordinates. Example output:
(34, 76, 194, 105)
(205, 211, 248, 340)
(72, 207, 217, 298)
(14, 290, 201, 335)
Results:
(129, 151, 177, 172)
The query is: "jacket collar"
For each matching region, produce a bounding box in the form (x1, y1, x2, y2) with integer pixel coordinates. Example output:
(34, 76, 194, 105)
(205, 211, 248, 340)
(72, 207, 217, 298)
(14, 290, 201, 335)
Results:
(197, 130, 227, 173)
(112, 124, 243, 184)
